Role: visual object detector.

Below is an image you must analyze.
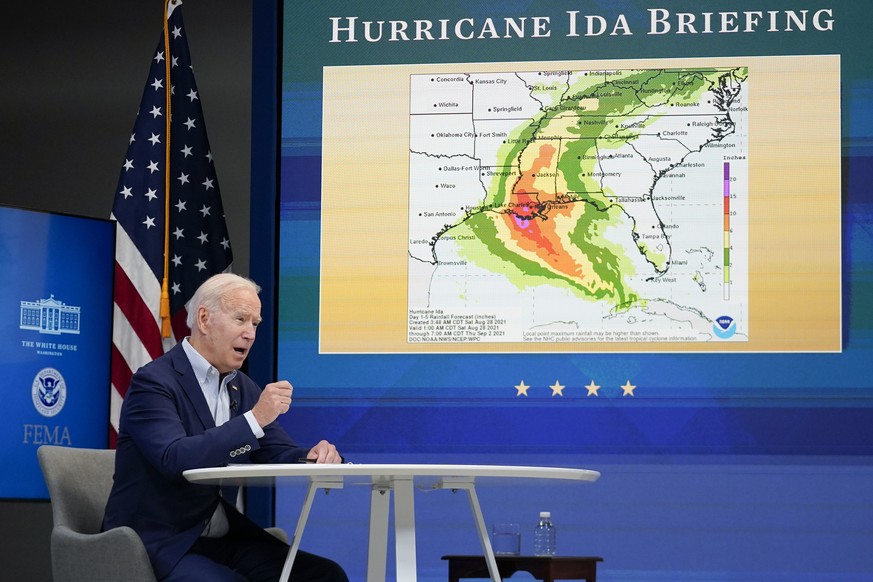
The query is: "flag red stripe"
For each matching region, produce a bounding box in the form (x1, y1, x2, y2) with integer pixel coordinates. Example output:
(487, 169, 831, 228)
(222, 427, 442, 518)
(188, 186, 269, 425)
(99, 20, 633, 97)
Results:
(111, 343, 134, 401)
(171, 308, 190, 343)
(113, 261, 164, 360)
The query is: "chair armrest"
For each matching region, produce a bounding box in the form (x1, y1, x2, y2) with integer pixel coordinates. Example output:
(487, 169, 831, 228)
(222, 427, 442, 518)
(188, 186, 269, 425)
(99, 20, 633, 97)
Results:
(265, 526, 289, 544)
(51, 525, 157, 582)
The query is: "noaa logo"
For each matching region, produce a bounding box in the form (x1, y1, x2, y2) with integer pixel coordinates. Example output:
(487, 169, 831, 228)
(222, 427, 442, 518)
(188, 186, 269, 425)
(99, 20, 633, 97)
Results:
(32, 368, 67, 417)
(713, 315, 737, 339)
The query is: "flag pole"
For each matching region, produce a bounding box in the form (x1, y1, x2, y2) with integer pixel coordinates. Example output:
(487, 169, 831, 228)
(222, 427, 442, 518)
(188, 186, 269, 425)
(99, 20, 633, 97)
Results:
(160, 0, 174, 338)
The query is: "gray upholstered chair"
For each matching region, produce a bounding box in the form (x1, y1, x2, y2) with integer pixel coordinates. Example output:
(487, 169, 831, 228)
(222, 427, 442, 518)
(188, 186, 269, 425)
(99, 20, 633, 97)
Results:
(37, 445, 288, 582)
(38, 444, 157, 581)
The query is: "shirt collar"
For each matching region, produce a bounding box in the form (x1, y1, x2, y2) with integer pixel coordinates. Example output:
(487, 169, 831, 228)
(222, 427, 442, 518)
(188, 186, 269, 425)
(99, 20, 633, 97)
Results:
(182, 337, 238, 387)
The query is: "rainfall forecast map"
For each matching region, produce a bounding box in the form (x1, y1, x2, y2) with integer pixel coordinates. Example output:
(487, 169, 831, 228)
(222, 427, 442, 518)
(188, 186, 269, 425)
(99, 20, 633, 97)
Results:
(408, 66, 749, 344)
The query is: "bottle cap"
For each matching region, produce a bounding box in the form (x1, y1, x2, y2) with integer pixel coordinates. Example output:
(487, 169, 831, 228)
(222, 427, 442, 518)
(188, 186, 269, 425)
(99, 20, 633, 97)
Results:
(539, 511, 550, 518)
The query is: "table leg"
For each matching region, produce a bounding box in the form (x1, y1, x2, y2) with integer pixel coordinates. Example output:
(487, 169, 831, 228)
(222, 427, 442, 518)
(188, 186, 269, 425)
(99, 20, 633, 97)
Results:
(367, 485, 391, 582)
(393, 477, 418, 582)
(279, 480, 319, 582)
(434, 479, 501, 582)
(462, 486, 501, 582)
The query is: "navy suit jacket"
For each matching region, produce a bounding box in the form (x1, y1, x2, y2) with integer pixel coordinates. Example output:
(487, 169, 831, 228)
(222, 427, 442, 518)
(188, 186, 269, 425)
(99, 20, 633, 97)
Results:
(103, 343, 309, 579)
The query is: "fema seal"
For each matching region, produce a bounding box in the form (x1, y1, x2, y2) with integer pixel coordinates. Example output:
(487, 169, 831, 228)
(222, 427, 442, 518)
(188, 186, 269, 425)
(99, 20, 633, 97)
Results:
(32, 368, 67, 417)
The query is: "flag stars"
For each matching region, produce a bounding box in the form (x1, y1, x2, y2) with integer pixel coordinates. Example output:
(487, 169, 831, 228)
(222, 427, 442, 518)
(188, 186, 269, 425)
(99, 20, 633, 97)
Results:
(143, 216, 156, 229)
(171, 25, 182, 39)
(197, 232, 209, 244)
(149, 105, 162, 119)
(171, 282, 181, 294)
(220, 238, 230, 250)
(151, 77, 163, 91)
(148, 133, 161, 146)
(621, 380, 637, 397)
(187, 89, 199, 102)
(120, 186, 133, 199)
(171, 254, 182, 267)
(195, 259, 207, 271)
(181, 145, 193, 158)
(173, 227, 184, 240)
(123, 159, 134, 171)
(206, 151, 214, 163)
(184, 117, 196, 130)
(175, 200, 187, 212)
(147, 160, 160, 174)
(144, 188, 158, 201)
(199, 205, 211, 217)
(202, 178, 214, 190)
(515, 380, 530, 397)
(177, 172, 190, 185)
(154, 50, 165, 64)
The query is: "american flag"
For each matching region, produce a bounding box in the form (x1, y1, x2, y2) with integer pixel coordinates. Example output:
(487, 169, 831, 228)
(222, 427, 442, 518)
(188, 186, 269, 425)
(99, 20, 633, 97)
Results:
(110, 1, 232, 444)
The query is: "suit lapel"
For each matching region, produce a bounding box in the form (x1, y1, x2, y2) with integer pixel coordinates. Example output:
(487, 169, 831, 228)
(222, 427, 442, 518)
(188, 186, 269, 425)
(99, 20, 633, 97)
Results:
(169, 344, 216, 430)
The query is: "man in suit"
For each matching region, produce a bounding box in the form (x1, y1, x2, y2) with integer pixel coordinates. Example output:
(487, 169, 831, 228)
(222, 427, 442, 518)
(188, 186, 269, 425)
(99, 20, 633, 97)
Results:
(104, 273, 348, 582)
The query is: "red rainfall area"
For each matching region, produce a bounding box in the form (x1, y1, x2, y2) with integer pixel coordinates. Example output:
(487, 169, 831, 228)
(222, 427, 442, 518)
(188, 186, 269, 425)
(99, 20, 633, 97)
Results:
(502, 143, 586, 281)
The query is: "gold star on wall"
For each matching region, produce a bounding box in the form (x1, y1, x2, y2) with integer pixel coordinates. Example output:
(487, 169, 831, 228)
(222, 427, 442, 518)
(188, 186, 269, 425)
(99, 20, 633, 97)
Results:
(515, 380, 530, 396)
(621, 380, 637, 396)
(550, 380, 565, 396)
(585, 380, 600, 396)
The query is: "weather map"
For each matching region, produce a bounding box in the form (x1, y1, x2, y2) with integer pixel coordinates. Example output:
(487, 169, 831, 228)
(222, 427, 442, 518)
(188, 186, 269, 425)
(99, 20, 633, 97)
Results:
(408, 66, 748, 344)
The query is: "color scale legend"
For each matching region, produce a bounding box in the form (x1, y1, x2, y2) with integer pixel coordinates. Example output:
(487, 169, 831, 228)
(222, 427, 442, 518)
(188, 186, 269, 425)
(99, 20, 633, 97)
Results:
(723, 162, 731, 301)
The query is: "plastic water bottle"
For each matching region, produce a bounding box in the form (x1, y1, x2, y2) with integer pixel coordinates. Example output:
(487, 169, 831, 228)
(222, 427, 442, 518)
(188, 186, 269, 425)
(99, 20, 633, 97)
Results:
(533, 511, 556, 556)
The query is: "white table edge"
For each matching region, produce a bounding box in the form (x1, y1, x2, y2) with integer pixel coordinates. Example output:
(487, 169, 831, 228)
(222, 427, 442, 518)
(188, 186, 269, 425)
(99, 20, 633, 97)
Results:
(184, 463, 601, 483)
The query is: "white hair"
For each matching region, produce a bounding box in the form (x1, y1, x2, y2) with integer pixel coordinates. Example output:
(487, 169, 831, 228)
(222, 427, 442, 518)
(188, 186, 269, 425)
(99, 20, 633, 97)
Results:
(185, 273, 261, 329)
